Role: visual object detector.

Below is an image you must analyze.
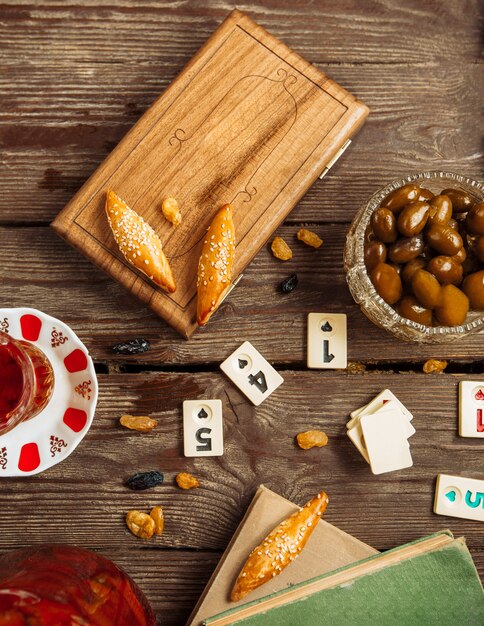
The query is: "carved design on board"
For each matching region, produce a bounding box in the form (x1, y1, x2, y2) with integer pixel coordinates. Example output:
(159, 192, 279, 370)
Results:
(165, 67, 299, 258)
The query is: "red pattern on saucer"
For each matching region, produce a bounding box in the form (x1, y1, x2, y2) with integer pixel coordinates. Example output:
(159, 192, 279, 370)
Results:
(0, 308, 98, 477)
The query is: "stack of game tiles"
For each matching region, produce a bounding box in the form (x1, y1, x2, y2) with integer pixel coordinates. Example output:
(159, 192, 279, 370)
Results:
(346, 389, 415, 475)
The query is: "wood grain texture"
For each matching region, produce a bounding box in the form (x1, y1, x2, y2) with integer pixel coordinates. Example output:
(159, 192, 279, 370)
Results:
(50, 8, 368, 336)
(0, 2, 483, 623)
(0, 4, 482, 224)
(0, 372, 483, 572)
(1, 225, 483, 363)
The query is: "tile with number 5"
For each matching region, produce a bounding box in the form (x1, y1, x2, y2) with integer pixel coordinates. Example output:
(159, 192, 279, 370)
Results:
(220, 341, 283, 406)
(183, 399, 223, 457)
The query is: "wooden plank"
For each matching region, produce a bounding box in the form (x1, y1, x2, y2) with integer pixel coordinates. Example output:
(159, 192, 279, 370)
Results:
(0, 0, 481, 65)
(0, 7, 481, 224)
(50, 9, 368, 337)
(0, 372, 482, 580)
(1, 225, 482, 363)
(106, 550, 220, 626)
(1, 63, 482, 223)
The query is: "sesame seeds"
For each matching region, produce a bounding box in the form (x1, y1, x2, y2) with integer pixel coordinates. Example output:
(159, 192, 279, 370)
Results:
(106, 195, 163, 275)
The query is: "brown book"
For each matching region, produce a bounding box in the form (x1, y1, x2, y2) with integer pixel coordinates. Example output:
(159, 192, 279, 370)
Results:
(51, 9, 368, 338)
(186, 485, 377, 626)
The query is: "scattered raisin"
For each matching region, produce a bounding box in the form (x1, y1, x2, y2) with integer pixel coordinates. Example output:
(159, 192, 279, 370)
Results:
(125, 471, 164, 490)
(297, 228, 323, 248)
(423, 359, 448, 374)
(280, 273, 298, 294)
(296, 430, 329, 450)
(271, 237, 293, 261)
(161, 197, 182, 226)
(112, 339, 151, 355)
(126, 510, 156, 539)
(150, 506, 165, 536)
(176, 472, 200, 490)
(120, 415, 157, 432)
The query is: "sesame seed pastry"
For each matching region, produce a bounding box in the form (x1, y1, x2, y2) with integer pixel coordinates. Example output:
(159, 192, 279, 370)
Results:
(197, 203, 235, 326)
(230, 490, 329, 602)
(105, 190, 176, 293)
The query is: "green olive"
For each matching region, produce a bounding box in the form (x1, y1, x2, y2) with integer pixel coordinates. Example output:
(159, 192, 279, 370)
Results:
(388, 236, 425, 263)
(461, 252, 481, 276)
(411, 269, 442, 309)
(418, 188, 434, 202)
(451, 246, 467, 264)
(428, 195, 452, 226)
(402, 257, 427, 284)
(397, 201, 430, 237)
(426, 224, 463, 256)
(364, 240, 387, 272)
(381, 184, 420, 214)
(462, 270, 484, 310)
(370, 207, 398, 243)
(427, 255, 463, 285)
(465, 201, 484, 236)
(434, 284, 469, 326)
(397, 295, 433, 326)
(441, 188, 476, 214)
(370, 262, 403, 305)
(474, 236, 484, 262)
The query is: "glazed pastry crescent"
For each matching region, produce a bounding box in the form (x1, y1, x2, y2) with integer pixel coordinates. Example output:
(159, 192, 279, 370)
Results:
(197, 204, 235, 326)
(230, 491, 329, 602)
(105, 190, 176, 293)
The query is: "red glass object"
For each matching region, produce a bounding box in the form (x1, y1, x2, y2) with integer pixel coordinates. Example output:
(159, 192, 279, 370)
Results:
(0, 545, 156, 625)
(0, 332, 54, 435)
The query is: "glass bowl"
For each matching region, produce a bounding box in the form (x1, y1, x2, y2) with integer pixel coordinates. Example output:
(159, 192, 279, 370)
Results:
(344, 171, 484, 343)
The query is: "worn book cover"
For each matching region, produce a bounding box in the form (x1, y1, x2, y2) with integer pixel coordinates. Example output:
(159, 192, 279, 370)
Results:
(187, 485, 377, 626)
(204, 530, 484, 626)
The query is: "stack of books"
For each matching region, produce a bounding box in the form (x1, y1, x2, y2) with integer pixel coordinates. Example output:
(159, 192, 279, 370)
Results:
(187, 486, 483, 626)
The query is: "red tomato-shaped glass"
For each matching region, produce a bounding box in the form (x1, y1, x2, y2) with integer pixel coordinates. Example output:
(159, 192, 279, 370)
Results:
(0, 545, 155, 625)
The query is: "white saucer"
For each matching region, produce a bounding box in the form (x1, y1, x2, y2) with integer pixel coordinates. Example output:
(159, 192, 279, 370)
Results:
(0, 307, 98, 477)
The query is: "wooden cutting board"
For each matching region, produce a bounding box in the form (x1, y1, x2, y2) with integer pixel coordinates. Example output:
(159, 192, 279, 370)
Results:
(51, 9, 369, 338)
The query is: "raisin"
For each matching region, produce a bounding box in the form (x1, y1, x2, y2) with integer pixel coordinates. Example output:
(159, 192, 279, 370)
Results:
(280, 273, 298, 294)
(423, 359, 448, 373)
(126, 510, 155, 539)
(297, 228, 323, 248)
(271, 237, 293, 261)
(296, 430, 329, 450)
(161, 197, 182, 226)
(150, 506, 165, 535)
(112, 338, 151, 355)
(125, 471, 164, 490)
(176, 472, 200, 490)
(120, 415, 157, 432)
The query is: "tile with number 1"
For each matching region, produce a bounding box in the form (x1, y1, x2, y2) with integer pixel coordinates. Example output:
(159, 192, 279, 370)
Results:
(220, 341, 283, 406)
(307, 313, 347, 369)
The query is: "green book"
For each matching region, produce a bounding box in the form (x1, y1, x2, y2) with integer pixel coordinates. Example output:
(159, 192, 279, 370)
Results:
(204, 531, 484, 626)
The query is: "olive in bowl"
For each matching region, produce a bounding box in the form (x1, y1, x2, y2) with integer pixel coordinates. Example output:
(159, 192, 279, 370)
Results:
(345, 172, 484, 342)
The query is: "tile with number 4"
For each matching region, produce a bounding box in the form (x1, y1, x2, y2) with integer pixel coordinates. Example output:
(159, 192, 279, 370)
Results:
(220, 341, 283, 406)
(183, 399, 223, 457)
(307, 313, 347, 369)
(434, 473, 484, 523)
(459, 381, 484, 438)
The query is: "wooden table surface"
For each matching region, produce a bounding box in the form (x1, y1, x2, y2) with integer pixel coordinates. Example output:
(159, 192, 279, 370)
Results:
(0, 0, 483, 623)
